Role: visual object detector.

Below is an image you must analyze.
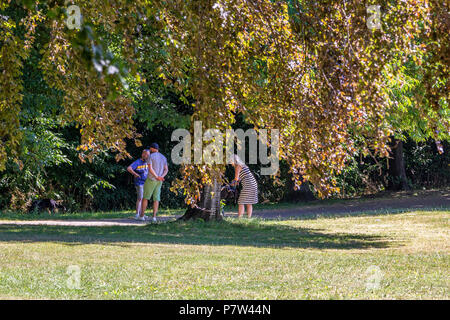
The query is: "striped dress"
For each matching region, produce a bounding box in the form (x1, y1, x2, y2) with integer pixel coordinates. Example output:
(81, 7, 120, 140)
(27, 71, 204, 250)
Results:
(238, 166, 258, 205)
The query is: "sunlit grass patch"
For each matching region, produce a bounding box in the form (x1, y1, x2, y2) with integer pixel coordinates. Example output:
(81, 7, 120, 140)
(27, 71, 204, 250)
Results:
(0, 209, 448, 299)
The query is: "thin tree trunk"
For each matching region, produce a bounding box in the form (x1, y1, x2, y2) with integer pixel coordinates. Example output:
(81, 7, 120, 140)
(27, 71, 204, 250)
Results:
(200, 179, 223, 220)
(178, 179, 223, 221)
(388, 138, 409, 191)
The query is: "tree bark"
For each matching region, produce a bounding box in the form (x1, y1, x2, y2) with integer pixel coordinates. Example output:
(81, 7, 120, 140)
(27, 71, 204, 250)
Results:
(200, 179, 223, 220)
(178, 179, 223, 221)
(388, 138, 410, 191)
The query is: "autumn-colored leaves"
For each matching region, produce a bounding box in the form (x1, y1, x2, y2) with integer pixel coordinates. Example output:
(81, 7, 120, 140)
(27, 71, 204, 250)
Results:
(0, 0, 448, 200)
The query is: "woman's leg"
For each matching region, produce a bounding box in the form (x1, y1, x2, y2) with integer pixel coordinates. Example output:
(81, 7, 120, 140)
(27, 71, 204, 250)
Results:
(246, 204, 253, 218)
(238, 204, 245, 218)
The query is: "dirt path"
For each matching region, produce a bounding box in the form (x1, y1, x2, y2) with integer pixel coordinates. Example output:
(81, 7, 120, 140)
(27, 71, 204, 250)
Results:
(250, 189, 450, 219)
(0, 217, 176, 227)
(0, 190, 448, 227)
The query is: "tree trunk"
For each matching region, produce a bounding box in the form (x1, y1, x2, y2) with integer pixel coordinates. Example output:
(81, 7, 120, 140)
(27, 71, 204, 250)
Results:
(388, 138, 410, 191)
(178, 179, 223, 221)
(200, 179, 223, 220)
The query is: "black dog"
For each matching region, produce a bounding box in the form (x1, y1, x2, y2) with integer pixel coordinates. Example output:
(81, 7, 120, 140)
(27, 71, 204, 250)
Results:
(178, 184, 238, 222)
(28, 199, 66, 214)
(220, 184, 238, 205)
(177, 205, 213, 221)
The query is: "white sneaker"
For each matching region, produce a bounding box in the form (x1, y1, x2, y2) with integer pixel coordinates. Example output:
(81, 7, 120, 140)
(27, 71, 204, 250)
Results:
(143, 215, 150, 220)
(152, 217, 157, 223)
(134, 215, 145, 221)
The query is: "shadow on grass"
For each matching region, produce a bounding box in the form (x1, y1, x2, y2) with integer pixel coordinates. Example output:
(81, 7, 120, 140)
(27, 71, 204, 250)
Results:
(0, 219, 393, 250)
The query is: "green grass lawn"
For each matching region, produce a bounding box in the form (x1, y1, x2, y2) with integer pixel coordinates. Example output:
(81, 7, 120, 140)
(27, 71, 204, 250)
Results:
(0, 202, 351, 221)
(0, 209, 448, 299)
(0, 207, 185, 220)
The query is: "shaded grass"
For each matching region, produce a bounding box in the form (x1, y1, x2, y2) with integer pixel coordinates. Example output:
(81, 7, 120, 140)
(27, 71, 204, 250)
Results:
(0, 218, 391, 250)
(0, 208, 185, 221)
(2, 188, 447, 221)
(0, 210, 448, 299)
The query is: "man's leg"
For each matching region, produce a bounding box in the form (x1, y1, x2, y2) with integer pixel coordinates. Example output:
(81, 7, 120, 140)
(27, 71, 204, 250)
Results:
(136, 199, 142, 216)
(135, 186, 144, 218)
(142, 179, 161, 217)
(140, 199, 148, 217)
(136, 186, 143, 215)
(142, 180, 156, 217)
(152, 201, 159, 218)
(151, 181, 163, 220)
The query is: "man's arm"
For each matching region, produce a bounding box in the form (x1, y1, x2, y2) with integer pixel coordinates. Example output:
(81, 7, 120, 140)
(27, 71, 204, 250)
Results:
(127, 165, 140, 178)
(161, 164, 168, 179)
(147, 163, 159, 179)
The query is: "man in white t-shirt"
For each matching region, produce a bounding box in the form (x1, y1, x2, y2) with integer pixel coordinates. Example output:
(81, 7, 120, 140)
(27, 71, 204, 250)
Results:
(142, 143, 168, 222)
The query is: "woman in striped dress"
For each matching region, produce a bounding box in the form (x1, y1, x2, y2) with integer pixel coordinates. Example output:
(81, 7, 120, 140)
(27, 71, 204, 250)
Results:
(231, 154, 258, 218)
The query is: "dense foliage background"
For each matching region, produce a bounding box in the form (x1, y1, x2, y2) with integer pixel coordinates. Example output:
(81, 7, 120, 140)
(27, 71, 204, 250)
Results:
(0, 116, 448, 212)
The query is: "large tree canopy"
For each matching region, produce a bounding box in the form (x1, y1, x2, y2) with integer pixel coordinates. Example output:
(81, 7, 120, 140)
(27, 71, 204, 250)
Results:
(0, 0, 448, 202)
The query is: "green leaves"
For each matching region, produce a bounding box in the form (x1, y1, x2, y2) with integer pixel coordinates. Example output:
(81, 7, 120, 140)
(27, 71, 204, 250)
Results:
(0, 0, 447, 201)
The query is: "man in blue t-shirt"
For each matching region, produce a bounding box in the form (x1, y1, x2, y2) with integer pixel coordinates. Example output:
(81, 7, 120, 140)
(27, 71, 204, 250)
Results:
(127, 149, 150, 221)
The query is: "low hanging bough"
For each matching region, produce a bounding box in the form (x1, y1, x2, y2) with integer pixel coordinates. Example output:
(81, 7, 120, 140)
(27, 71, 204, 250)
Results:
(157, 0, 449, 200)
(0, 0, 448, 201)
